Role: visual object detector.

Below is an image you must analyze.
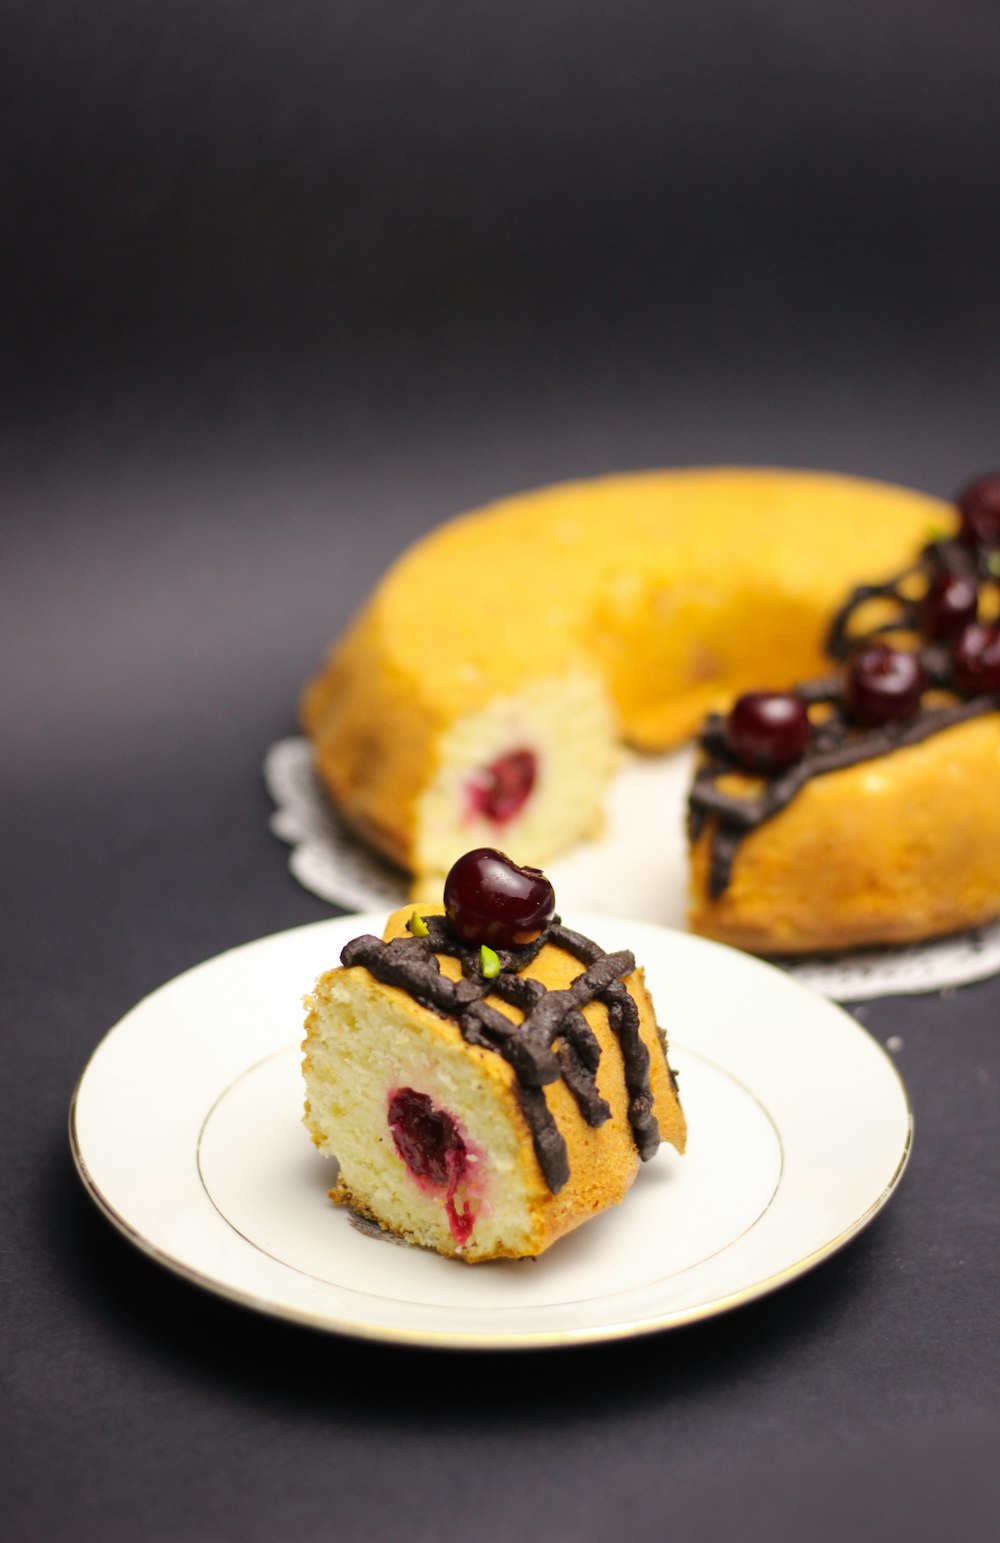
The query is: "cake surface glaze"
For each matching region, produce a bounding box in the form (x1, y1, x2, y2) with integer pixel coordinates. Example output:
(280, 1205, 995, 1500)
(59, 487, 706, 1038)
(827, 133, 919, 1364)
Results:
(302, 904, 686, 1262)
(303, 468, 947, 886)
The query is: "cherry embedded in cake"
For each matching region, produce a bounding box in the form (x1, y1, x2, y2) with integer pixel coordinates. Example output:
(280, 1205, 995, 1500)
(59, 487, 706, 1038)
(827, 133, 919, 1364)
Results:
(387, 1088, 478, 1246)
(466, 748, 537, 825)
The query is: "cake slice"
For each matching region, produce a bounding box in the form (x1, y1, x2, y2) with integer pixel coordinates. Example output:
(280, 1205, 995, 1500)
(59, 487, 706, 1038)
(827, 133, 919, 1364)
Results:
(302, 851, 686, 1262)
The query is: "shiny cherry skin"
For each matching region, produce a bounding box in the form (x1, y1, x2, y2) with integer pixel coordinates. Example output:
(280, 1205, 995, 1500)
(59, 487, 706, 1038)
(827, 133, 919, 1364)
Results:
(844, 643, 926, 726)
(725, 692, 811, 772)
(951, 623, 1000, 696)
(919, 569, 979, 638)
(957, 474, 1000, 549)
(443, 847, 555, 948)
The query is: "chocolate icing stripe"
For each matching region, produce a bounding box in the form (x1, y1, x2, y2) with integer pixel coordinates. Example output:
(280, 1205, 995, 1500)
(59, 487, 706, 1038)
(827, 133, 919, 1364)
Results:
(604, 982, 659, 1159)
(561, 1008, 602, 1073)
(513, 951, 636, 1047)
(339, 915, 663, 1194)
(340, 934, 517, 1048)
(548, 922, 663, 1157)
(517, 1086, 570, 1193)
(423, 914, 550, 975)
(556, 1035, 612, 1127)
(548, 920, 603, 963)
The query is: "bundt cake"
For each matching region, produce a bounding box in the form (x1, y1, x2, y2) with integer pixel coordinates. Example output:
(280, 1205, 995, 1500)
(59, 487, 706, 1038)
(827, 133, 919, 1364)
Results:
(302, 468, 948, 889)
(687, 476, 1000, 953)
(302, 849, 686, 1262)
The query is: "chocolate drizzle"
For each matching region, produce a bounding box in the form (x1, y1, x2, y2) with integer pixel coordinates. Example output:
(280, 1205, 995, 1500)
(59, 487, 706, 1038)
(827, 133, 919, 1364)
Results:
(689, 535, 1000, 897)
(340, 915, 661, 1194)
(826, 535, 998, 661)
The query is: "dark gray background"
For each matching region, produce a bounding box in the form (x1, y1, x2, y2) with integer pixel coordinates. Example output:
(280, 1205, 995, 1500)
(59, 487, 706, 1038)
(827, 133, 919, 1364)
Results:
(3, 4, 999, 1539)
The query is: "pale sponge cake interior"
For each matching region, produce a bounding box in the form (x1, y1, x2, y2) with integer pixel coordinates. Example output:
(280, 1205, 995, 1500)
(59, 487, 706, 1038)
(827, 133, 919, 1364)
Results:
(302, 904, 686, 1263)
(413, 672, 619, 887)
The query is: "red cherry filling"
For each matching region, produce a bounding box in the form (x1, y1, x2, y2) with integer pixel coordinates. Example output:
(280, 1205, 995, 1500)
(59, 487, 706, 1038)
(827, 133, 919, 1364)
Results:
(957, 473, 1000, 549)
(387, 1088, 475, 1246)
(466, 748, 537, 825)
(725, 692, 810, 772)
(845, 643, 926, 726)
(951, 623, 1000, 696)
(919, 570, 979, 638)
(443, 846, 555, 948)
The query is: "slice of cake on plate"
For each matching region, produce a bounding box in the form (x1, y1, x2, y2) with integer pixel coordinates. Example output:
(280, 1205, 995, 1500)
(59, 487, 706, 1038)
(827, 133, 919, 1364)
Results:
(303, 850, 686, 1262)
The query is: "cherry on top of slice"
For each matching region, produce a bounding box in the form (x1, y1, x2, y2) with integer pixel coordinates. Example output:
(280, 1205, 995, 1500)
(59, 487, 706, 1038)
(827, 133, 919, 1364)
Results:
(443, 847, 555, 949)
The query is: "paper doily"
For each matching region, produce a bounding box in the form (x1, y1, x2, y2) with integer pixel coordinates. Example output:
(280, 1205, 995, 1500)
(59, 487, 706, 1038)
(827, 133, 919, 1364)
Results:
(265, 737, 1000, 1003)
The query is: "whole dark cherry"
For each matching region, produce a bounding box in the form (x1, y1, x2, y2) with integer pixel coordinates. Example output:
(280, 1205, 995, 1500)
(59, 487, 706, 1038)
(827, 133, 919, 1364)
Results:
(951, 623, 1000, 696)
(845, 643, 926, 727)
(957, 473, 1000, 549)
(443, 847, 555, 948)
(919, 569, 979, 639)
(725, 691, 811, 772)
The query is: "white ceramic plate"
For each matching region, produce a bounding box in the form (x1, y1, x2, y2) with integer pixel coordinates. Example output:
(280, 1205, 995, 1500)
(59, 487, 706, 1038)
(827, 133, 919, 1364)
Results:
(70, 913, 911, 1350)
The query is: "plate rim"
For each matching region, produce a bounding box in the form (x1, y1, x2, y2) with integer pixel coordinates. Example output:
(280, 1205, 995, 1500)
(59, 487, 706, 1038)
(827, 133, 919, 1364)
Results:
(68, 913, 914, 1351)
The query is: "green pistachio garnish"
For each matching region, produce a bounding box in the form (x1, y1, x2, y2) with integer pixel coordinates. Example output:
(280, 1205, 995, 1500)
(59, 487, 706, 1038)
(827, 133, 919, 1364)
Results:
(987, 552, 1000, 578)
(480, 944, 501, 979)
(406, 910, 430, 938)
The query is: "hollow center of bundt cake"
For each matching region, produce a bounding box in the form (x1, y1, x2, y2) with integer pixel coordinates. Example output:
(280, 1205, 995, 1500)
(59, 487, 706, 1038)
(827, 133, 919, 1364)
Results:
(466, 748, 537, 825)
(387, 1088, 476, 1246)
